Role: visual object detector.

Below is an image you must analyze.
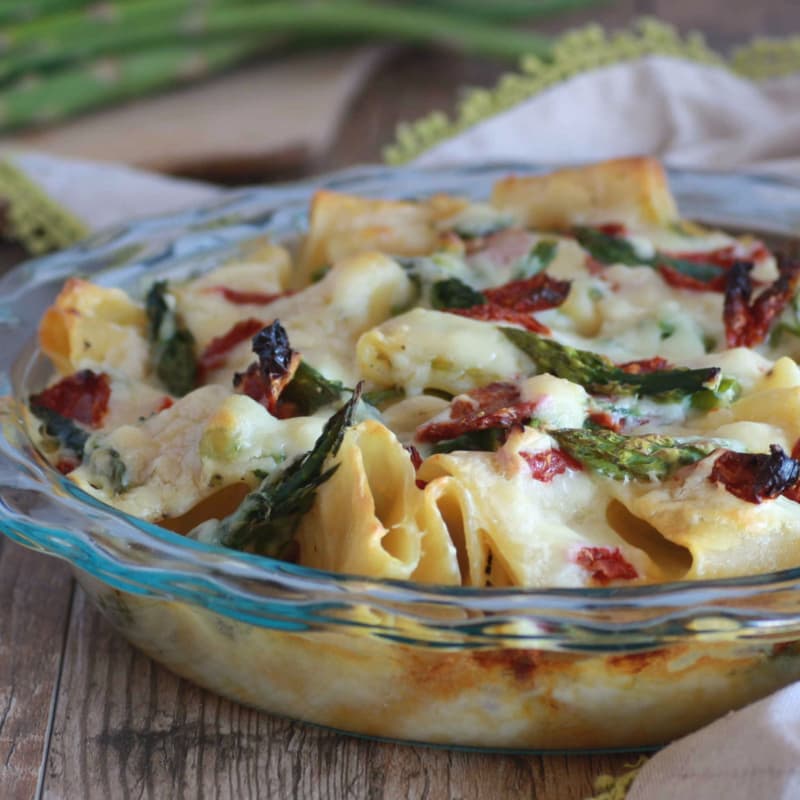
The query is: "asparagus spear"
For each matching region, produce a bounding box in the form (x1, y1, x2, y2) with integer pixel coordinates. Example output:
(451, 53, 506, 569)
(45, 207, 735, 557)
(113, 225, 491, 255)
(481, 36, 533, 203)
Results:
(190, 385, 362, 556)
(550, 428, 718, 481)
(145, 281, 197, 398)
(501, 327, 723, 400)
(574, 227, 724, 283)
(2, 1, 552, 61)
(281, 362, 348, 415)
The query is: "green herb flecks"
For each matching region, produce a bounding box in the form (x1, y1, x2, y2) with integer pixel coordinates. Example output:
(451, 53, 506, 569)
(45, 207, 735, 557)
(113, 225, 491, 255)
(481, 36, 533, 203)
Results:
(501, 327, 722, 400)
(85, 445, 129, 493)
(550, 428, 718, 481)
(145, 280, 197, 397)
(29, 403, 89, 460)
(573, 227, 723, 283)
(191, 386, 362, 557)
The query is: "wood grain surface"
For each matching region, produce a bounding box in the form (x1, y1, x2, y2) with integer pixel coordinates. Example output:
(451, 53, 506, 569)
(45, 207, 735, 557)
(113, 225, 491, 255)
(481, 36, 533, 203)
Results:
(2, 2, 800, 799)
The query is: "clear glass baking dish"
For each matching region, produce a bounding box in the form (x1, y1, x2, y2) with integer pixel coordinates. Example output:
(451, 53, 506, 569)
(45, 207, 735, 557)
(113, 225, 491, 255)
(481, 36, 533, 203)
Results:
(4, 164, 800, 752)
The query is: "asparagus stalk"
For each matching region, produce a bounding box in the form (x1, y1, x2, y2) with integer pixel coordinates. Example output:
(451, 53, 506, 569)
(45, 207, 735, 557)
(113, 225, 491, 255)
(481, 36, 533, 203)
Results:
(190, 384, 362, 556)
(145, 281, 197, 398)
(414, 0, 611, 21)
(573, 227, 725, 283)
(501, 327, 723, 400)
(2, 1, 553, 64)
(550, 428, 718, 481)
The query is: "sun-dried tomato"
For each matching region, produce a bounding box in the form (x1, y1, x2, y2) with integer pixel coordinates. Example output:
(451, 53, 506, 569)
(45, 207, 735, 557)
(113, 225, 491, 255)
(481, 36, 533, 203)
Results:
(618, 357, 671, 375)
(483, 273, 571, 313)
(203, 286, 293, 305)
(416, 382, 538, 443)
(405, 444, 423, 470)
(197, 317, 265, 380)
(587, 410, 623, 432)
(233, 321, 301, 417)
(710, 445, 800, 504)
(723, 257, 800, 347)
(595, 223, 628, 237)
(520, 449, 582, 482)
(575, 546, 638, 584)
(658, 264, 728, 293)
(449, 304, 550, 334)
(663, 242, 770, 270)
(56, 457, 79, 475)
(30, 370, 111, 427)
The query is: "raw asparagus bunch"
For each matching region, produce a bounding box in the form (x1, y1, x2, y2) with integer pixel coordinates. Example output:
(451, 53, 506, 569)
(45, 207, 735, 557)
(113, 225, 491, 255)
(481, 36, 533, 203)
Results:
(0, 0, 611, 132)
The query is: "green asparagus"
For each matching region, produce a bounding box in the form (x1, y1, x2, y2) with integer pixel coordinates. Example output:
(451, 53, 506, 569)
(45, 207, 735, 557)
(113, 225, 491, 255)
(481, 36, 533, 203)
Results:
(190, 385, 362, 556)
(145, 280, 197, 397)
(573, 226, 724, 283)
(501, 327, 722, 400)
(550, 428, 718, 481)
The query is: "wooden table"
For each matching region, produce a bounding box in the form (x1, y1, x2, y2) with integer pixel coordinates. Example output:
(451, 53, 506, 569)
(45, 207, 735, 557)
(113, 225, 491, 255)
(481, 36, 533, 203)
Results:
(3, 2, 800, 798)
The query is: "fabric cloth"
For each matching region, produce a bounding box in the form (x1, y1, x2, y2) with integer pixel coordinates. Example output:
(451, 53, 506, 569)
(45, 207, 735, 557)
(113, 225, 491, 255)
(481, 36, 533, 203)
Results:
(5, 52, 800, 800)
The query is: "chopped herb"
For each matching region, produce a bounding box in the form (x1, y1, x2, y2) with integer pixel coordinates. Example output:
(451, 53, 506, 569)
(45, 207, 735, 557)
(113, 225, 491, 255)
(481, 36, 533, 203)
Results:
(658, 320, 676, 340)
(145, 280, 197, 396)
(310, 265, 331, 283)
(501, 327, 722, 401)
(190, 386, 362, 556)
(550, 428, 718, 481)
(86, 445, 128, 493)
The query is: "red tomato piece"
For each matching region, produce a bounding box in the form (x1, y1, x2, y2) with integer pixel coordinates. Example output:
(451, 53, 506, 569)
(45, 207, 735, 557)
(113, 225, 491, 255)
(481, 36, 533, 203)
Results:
(483, 273, 570, 313)
(575, 547, 638, 584)
(30, 370, 111, 427)
(197, 317, 265, 380)
(520, 449, 582, 482)
(203, 286, 293, 305)
(449, 304, 551, 334)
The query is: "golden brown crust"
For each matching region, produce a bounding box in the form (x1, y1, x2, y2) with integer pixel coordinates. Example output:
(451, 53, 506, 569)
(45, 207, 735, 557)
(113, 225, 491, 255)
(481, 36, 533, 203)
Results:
(491, 156, 678, 230)
(298, 190, 468, 284)
(38, 277, 148, 376)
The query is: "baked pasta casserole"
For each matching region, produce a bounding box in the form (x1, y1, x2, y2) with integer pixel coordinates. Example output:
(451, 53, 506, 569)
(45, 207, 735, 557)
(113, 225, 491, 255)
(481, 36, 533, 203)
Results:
(28, 157, 800, 590)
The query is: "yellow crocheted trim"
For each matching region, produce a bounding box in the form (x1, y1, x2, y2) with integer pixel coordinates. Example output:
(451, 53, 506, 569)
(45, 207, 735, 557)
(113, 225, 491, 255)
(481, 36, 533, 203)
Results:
(384, 17, 797, 165)
(0, 157, 88, 254)
(732, 36, 800, 79)
(587, 756, 649, 800)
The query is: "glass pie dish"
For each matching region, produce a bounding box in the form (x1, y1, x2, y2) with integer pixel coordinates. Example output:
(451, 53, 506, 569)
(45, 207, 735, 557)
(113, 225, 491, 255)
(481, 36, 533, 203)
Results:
(4, 164, 800, 752)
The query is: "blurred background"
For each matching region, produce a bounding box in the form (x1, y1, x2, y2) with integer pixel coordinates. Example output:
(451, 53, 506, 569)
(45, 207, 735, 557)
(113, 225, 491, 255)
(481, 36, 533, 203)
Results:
(1, 0, 799, 185)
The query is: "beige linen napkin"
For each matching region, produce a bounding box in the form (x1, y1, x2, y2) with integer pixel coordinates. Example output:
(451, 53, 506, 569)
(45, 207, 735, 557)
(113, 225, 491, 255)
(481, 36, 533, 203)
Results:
(5, 50, 800, 800)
